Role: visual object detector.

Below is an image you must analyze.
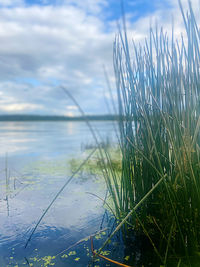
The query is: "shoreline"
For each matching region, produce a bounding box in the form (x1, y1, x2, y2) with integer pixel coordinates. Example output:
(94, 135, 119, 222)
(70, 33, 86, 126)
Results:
(0, 114, 119, 122)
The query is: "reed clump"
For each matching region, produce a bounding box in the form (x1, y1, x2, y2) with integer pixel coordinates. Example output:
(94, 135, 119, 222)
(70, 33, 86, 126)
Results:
(104, 1, 200, 265)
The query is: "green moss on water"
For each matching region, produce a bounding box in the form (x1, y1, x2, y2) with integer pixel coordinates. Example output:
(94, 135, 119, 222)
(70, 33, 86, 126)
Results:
(124, 255, 130, 261)
(28, 255, 57, 267)
(68, 250, 76, 256)
(61, 254, 68, 258)
(100, 250, 110, 256)
(23, 158, 70, 176)
(69, 147, 122, 178)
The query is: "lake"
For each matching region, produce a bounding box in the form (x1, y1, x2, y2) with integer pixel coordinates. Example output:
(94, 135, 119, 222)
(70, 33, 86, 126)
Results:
(0, 121, 126, 267)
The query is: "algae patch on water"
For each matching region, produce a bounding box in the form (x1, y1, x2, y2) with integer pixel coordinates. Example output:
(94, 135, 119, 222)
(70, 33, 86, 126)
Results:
(69, 147, 122, 179)
(22, 158, 70, 177)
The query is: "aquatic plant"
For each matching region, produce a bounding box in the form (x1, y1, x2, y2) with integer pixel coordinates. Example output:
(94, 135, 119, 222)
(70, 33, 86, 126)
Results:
(69, 146, 122, 177)
(101, 1, 200, 265)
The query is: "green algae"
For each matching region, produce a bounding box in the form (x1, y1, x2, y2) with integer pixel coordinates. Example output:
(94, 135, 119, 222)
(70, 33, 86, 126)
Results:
(42, 255, 56, 266)
(100, 250, 110, 256)
(69, 147, 122, 178)
(68, 250, 76, 256)
(29, 255, 56, 266)
(124, 255, 130, 261)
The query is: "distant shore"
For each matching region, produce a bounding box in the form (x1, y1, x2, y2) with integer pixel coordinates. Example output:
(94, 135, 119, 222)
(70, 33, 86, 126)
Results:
(0, 114, 119, 121)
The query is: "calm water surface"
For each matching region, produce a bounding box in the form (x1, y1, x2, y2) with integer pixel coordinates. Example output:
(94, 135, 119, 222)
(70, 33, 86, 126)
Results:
(0, 121, 125, 267)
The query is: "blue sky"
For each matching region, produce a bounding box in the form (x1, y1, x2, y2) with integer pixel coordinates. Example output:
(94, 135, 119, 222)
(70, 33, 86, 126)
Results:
(0, 0, 197, 115)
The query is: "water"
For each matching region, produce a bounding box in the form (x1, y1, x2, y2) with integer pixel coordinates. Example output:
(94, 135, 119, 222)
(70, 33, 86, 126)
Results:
(0, 121, 125, 267)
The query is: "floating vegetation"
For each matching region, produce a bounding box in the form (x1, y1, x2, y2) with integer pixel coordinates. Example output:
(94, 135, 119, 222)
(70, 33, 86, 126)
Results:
(22, 158, 70, 177)
(29, 255, 56, 266)
(69, 146, 122, 179)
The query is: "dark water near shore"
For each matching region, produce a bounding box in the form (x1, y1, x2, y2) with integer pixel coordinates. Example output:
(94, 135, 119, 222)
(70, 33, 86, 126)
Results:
(0, 121, 127, 267)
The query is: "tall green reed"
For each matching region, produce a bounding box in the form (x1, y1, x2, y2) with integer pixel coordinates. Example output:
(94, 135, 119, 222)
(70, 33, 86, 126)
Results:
(104, 0, 200, 264)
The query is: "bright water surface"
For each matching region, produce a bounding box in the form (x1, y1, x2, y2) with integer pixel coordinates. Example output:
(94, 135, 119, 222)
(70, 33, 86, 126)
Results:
(0, 121, 126, 267)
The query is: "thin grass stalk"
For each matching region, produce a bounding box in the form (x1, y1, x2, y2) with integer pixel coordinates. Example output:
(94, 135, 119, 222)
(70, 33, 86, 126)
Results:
(97, 174, 166, 254)
(25, 148, 97, 248)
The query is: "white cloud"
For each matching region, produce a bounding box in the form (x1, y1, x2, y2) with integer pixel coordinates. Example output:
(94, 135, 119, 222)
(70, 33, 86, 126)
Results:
(0, 0, 199, 115)
(0, 103, 43, 112)
(0, 3, 116, 114)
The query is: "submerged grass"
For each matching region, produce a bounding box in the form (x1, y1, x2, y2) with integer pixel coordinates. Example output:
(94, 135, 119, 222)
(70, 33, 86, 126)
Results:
(101, 0, 200, 265)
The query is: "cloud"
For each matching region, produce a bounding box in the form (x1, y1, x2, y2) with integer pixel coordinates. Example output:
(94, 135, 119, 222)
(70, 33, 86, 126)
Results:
(0, 0, 198, 115)
(0, 103, 43, 112)
(0, 3, 116, 115)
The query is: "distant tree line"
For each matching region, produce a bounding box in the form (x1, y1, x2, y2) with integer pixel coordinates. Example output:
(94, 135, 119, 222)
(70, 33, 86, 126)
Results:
(0, 114, 123, 121)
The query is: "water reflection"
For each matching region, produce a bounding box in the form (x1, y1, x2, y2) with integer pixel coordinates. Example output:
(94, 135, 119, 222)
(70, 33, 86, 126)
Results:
(0, 121, 116, 157)
(65, 121, 77, 135)
(0, 121, 118, 266)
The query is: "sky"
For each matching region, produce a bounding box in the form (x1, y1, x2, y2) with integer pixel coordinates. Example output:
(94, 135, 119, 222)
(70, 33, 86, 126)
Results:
(0, 0, 198, 116)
